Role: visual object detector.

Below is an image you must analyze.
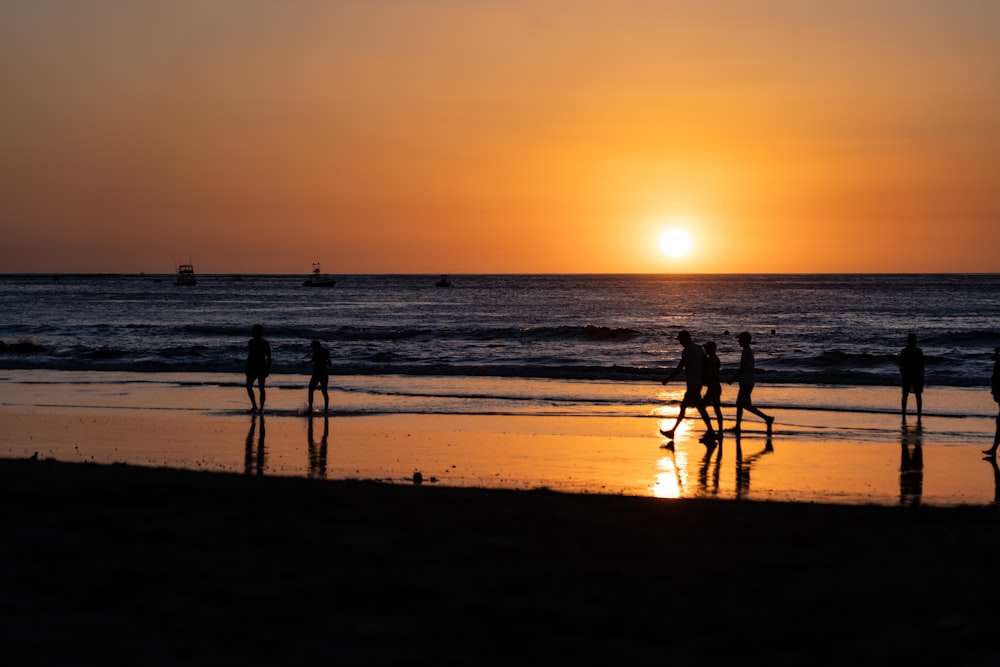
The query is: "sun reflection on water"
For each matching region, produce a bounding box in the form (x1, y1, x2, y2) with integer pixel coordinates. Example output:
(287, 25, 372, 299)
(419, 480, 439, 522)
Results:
(653, 449, 688, 498)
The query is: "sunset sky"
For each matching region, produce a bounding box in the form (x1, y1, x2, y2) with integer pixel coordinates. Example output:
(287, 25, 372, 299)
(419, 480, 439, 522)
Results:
(2, 1, 998, 274)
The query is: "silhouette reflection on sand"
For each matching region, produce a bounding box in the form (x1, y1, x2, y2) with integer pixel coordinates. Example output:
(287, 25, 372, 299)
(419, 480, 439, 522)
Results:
(244, 413, 266, 475)
(735, 433, 774, 500)
(308, 414, 329, 479)
(900, 423, 923, 506)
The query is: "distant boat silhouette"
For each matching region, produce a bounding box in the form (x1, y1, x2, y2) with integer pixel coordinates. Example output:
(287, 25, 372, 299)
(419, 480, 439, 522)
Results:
(435, 274, 453, 288)
(303, 263, 336, 287)
(174, 264, 197, 286)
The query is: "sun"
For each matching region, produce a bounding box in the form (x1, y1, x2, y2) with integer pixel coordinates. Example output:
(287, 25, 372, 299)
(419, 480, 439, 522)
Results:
(659, 228, 692, 258)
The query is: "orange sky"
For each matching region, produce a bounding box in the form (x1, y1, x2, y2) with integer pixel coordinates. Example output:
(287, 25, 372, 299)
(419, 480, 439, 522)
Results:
(2, 1, 999, 274)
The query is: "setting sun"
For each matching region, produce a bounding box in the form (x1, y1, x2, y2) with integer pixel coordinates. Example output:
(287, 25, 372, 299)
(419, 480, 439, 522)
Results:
(659, 228, 693, 258)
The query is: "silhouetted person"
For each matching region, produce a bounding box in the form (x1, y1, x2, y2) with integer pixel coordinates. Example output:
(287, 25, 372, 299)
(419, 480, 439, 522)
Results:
(245, 323, 271, 413)
(899, 333, 924, 422)
(899, 424, 923, 506)
(308, 339, 331, 413)
(661, 330, 717, 444)
(702, 340, 724, 435)
(983, 347, 1000, 458)
(729, 331, 774, 433)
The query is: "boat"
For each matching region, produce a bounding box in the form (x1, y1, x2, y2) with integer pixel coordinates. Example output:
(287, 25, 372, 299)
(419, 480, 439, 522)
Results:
(435, 274, 453, 288)
(174, 264, 197, 286)
(303, 263, 336, 287)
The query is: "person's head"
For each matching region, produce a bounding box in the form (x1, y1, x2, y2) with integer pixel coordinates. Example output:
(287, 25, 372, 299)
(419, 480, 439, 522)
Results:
(704, 341, 716, 355)
(311, 339, 322, 350)
(676, 330, 692, 345)
(251, 324, 263, 337)
(907, 333, 917, 346)
(737, 331, 752, 346)
(993, 346, 1000, 361)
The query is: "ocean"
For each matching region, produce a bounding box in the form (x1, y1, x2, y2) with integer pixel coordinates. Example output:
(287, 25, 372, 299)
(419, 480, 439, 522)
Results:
(2, 272, 998, 388)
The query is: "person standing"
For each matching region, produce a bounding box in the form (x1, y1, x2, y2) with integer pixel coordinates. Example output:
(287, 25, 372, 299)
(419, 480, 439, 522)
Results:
(660, 330, 717, 443)
(245, 323, 271, 413)
(729, 331, 773, 433)
(702, 340, 724, 436)
(899, 333, 925, 422)
(983, 347, 1000, 458)
(308, 339, 332, 413)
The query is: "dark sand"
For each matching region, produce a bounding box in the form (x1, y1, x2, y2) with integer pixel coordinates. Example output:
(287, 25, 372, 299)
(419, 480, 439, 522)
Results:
(3, 457, 1000, 665)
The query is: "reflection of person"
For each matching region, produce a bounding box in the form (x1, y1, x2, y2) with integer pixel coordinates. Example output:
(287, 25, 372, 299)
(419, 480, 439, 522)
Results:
(702, 341, 724, 435)
(899, 424, 923, 506)
(734, 433, 774, 499)
(899, 333, 925, 422)
(729, 331, 774, 433)
(307, 414, 329, 479)
(308, 340, 332, 413)
(245, 324, 272, 413)
(244, 413, 266, 475)
(660, 330, 717, 444)
(982, 347, 1000, 458)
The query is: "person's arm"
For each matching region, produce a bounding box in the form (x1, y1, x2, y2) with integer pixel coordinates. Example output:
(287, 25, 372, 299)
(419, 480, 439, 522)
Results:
(663, 358, 685, 385)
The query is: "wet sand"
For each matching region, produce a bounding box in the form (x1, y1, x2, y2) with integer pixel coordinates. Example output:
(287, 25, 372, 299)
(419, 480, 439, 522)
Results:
(3, 456, 1000, 664)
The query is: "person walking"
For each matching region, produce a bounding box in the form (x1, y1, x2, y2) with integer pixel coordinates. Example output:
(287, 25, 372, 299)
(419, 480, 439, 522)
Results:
(308, 339, 332, 413)
(245, 323, 271, 413)
(702, 340, 724, 435)
(983, 347, 1000, 458)
(660, 330, 718, 443)
(729, 331, 774, 433)
(899, 333, 925, 422)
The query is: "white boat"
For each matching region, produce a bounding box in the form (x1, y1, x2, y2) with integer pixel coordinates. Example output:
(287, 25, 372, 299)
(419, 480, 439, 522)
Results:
(303, 263, 336, 287)
(174, 264, 197, 286)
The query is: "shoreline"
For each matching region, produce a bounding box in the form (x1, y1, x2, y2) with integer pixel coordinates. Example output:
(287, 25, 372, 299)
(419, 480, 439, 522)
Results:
(1, 370, 998, 506)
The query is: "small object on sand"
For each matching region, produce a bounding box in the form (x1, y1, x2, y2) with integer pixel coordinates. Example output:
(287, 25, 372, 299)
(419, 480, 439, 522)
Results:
(412, 471, 423, 485)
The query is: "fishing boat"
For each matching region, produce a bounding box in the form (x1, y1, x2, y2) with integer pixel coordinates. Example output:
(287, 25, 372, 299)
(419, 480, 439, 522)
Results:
(174, 264, 197, 286)
(435, 274, 453, 288)
(303, 263, 336, 287)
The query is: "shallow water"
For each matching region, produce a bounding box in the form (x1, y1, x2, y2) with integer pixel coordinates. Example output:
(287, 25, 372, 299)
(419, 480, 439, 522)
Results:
(1, 370, 996, 507)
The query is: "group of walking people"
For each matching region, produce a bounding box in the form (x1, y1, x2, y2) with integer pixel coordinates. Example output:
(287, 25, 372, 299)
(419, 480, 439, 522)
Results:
(243, 322, 1000, 458)
(660, 329, 773, 446)
(243, 323, 331, 414)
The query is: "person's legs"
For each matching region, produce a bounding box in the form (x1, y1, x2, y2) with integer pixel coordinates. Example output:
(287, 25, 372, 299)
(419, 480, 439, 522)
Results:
(712, 402, 723, 434)
(308, 375, 319, 410)
(320, 376, 329, 411)
(661, 402, 688, 437)
(246, 375, 258, 411)
(257, 377, 266, 412)
(901, 387, 910, 418)
(915, 389, 923, 419)
(986, 406, 1000, 456)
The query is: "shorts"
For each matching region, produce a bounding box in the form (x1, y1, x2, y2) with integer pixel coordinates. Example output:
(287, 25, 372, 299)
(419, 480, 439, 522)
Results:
(682, 386, 704, 407)
(901, 382, 923, 393)
(702, 385, 721, 404)
(736, 385, 754, 408)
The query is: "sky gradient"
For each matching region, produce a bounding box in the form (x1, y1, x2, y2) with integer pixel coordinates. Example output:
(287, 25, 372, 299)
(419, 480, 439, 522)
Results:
(2, 1, 999, 274)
